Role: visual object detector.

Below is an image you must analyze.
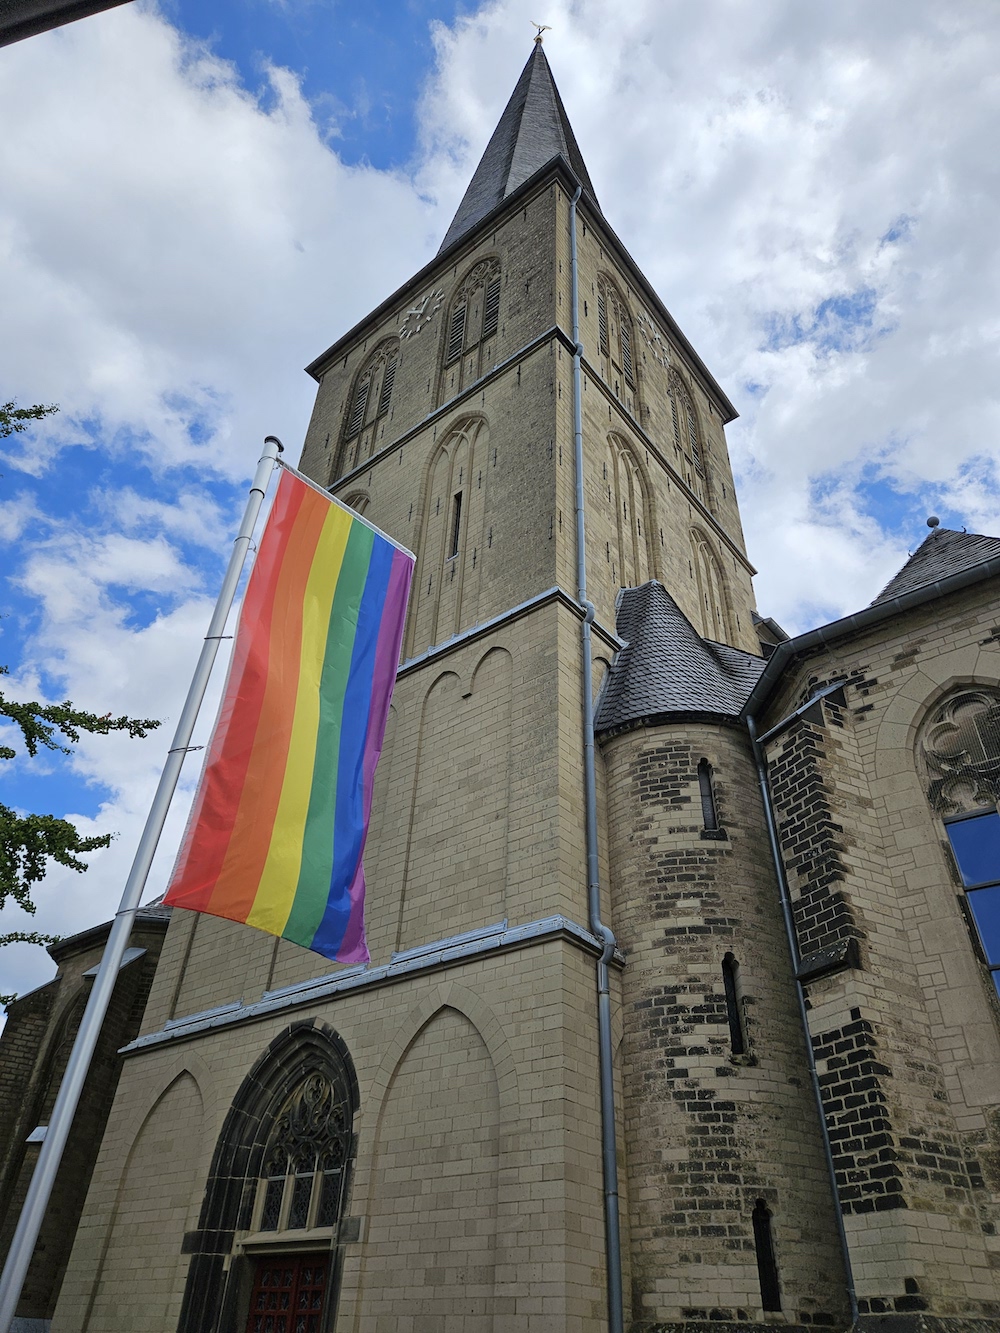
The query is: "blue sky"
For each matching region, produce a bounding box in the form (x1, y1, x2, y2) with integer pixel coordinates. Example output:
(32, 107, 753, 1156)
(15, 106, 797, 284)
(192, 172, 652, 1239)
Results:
(162, 0, 468, 169)
(1, 0, 999, 1002)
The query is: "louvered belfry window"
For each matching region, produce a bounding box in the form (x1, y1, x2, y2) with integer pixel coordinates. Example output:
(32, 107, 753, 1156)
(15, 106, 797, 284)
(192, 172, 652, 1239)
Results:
(669, 369, 705, 477)
(596, 276, 636, 400)
(598, 291, 610, 355)
(482, 276, 501, 339)
(446, 304, 467, 363)
(346, 378, 369, 438)
(343, 338, 399, 445)
(440, 257, 502, 400)
(377, 355, 397, 416)
(620, 318, 634, 388)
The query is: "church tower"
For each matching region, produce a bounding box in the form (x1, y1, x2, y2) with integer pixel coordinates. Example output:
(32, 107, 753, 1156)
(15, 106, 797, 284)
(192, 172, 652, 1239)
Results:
(52, 45, 859, 1333)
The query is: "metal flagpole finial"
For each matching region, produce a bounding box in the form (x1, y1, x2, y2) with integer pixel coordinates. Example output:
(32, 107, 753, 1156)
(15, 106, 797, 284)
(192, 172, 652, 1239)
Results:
(531, 21, 551, 43)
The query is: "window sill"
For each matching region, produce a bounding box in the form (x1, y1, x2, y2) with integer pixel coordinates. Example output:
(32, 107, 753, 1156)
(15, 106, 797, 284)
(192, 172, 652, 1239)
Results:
(236, 1227, 336, 1256)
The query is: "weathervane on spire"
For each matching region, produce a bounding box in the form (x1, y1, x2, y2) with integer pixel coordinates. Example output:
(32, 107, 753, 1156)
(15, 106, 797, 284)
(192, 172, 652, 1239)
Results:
(531, 21, 551, 43)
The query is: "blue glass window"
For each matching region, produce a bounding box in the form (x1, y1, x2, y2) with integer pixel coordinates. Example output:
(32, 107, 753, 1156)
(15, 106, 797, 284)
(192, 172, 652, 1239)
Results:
(945, 810, 1000, 992)
(946, 810, 1000, 888)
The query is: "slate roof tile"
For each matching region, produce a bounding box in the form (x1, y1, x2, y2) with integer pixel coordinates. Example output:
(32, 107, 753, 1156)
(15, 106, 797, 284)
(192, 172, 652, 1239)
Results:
(873, 527, 1000, 604)
(594, 581, 766, 735)
(438, 44, 599, 254)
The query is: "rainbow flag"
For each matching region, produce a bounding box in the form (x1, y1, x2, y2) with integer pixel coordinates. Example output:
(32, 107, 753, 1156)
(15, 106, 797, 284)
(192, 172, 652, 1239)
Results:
(164, 467, 414, 963)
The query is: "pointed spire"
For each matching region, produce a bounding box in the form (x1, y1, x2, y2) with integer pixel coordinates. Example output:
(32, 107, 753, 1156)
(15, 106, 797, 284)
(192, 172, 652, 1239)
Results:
(438, 45, 599, 254)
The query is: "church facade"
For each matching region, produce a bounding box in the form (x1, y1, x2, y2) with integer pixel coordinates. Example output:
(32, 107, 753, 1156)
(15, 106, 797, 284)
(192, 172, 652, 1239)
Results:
(48, 45, 1000, 1333)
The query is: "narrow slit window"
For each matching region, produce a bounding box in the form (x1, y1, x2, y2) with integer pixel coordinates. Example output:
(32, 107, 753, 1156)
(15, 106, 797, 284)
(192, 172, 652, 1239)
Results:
(752, 1199, 781, 1311)
(698, 759, 718, 831)
(449, 492, 463, 559)
(722, 953, 746, 1055)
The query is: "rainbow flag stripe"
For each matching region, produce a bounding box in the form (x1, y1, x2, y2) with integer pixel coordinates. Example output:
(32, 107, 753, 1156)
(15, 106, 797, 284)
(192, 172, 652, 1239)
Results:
(164, 467, 414, 963)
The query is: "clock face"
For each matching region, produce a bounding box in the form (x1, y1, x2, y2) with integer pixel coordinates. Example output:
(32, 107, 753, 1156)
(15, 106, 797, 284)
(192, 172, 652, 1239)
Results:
(399, 288, 444, 339)
(636, 310, 670, 367)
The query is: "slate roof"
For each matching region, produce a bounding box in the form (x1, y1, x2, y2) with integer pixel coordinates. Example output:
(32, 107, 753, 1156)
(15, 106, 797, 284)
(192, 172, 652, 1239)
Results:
(438, 43, 599, 254)
(594, 582, 766, 735)
(872, 527, 1000, 604)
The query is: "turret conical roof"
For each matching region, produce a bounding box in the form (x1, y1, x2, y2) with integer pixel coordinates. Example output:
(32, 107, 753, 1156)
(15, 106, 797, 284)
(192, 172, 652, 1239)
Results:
(438, 43, 599, 254)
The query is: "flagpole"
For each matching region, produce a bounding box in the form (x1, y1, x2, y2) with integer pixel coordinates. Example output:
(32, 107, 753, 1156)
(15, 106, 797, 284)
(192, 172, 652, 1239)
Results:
(0, 436, 283, 1333)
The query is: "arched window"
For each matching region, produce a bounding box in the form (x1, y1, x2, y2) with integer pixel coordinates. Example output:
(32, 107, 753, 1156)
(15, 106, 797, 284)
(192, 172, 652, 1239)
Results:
(597, 275, 637, 411)
(256, 1072, 352, 1235)
(337, 337, 400, 476)
(440, 257, 501, 401)
(918, 688, 1000, 999)
(668, 369, 706, 489)
(177, 1022, 358, 1333)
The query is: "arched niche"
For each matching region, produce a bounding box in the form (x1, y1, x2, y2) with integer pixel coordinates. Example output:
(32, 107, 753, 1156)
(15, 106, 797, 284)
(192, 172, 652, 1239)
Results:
(689, 526, 735, 644)
(407, 415, 490, 657)
(607, 432, 657, 589)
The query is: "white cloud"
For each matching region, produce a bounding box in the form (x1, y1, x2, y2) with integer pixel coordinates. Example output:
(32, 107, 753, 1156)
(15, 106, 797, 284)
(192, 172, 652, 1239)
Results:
(0, 492, 42, 543)
(0, 2, 440, 482)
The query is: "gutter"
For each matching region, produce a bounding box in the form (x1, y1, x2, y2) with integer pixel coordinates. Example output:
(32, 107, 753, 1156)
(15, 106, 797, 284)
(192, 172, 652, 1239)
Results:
(570, 182, 625, 1333)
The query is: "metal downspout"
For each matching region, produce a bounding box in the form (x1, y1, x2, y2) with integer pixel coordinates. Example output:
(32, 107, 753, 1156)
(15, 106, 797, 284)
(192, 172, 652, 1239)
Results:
(569, 183, 625, 1333)
(746, 714, 859, 1325)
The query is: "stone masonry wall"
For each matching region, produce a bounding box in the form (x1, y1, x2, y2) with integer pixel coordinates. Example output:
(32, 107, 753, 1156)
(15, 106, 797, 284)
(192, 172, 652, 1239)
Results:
(602, 721, 848, 1332)
(758, 583, 1000, 1323)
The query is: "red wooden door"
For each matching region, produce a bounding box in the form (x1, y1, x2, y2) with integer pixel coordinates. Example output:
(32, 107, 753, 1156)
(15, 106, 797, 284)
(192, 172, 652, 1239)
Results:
(245, 1253, 328, 1333)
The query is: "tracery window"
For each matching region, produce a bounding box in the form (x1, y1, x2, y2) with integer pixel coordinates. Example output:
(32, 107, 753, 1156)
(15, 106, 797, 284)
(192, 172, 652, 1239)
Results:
(596, 275, 637, 410)
(919, 689, 1000, 814)
(255, 1072, 351, 1235)
(440, 257, 501, 400)
(919, 689, 1000, 1000)
(338, 337, 400, 475)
